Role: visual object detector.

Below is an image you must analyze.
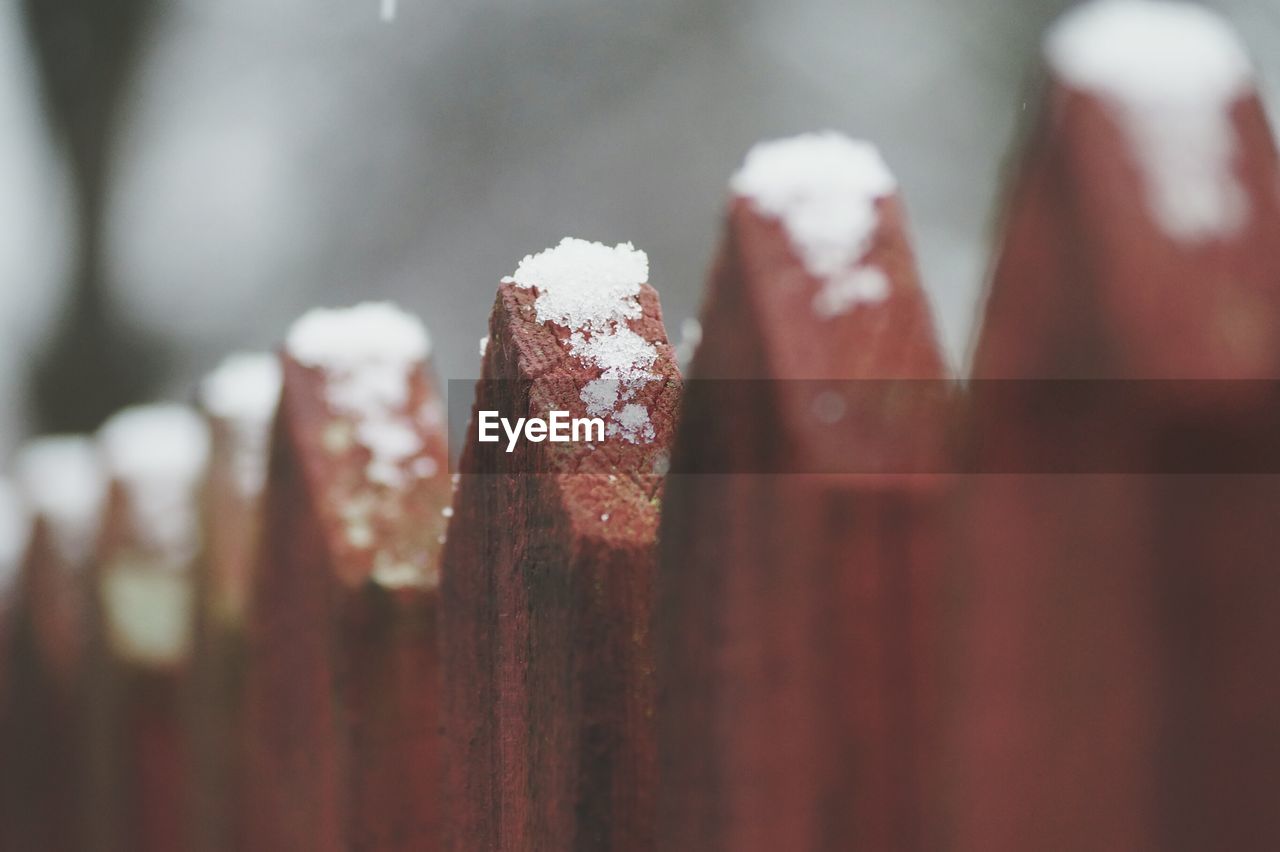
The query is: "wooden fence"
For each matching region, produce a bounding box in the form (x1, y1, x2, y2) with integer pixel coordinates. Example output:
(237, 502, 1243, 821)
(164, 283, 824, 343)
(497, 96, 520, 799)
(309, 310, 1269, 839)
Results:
(1, 0, 1279, 849)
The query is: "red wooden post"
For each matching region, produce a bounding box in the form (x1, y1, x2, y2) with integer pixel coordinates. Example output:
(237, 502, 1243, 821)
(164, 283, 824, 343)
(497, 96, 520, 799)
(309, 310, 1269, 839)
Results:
(955, 1, 1280, 849)
(3, 438, 106, 851)
(189, 353, 281, 851)
(90, 404, 211, 852)
(654, 133, 951, 851)
(242, 302, 450, 851)
(440, 238, 680, 851)
(0, 479, 29, 852)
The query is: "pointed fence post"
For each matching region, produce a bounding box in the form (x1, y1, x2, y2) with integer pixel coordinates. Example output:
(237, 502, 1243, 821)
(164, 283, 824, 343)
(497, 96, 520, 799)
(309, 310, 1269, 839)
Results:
(188, 353, 281, 851)
(89, 404, 210, 852)
(440, 238, 680, 851)
(3, 437, 106, 851)
(0, 479, 29, 852)
(241, 303, 451, 851)
(655, 133, 952, 851)
(955, 2, 1280, 849)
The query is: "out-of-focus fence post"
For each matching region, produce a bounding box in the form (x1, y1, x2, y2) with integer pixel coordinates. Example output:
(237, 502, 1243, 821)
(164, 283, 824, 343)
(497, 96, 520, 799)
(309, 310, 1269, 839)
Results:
(953, 2, 1280, 850)
(654, 133, 952, 851)
(188, 354, 280, 851)
(3, 438, 105, 851)
(89, 405, 209, 852)
(241, 303, 451, 851)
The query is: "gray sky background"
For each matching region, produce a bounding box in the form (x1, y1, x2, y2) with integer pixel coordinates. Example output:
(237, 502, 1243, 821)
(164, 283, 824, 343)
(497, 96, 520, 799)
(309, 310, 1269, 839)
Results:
(1, 0, 1279, 453)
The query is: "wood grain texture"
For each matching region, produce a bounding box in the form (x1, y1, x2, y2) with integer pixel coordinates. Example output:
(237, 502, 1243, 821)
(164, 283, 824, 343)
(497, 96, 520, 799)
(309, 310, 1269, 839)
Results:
(441, 281, 679, 852)
(656, 195, 951, 851)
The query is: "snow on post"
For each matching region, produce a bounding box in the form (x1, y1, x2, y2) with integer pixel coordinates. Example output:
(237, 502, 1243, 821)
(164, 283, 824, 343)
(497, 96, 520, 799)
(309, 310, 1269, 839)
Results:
(88, 404, 210, 852)
(955, 2, 1280, 850)
(0, 478, 27, 610)
(242, 302, 450, 851)
(189, 352, 281, 852)
(13, 436, 106, 686)
(0, 437, 105, 852)
(655, 132, 951, 851)
(0, 478, 27, 851)
(441, 239, 680, 851)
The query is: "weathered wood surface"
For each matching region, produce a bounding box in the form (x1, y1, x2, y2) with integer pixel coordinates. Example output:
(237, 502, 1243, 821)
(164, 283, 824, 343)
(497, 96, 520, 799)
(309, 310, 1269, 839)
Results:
(441, 278, 679, 851)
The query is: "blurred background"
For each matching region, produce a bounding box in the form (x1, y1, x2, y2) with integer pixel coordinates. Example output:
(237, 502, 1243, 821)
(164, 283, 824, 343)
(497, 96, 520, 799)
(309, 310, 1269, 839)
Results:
(2, 0, 1279, 452)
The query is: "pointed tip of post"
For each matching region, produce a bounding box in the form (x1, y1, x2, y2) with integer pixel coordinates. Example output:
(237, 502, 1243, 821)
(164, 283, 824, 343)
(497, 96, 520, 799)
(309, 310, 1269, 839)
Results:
(96, 404, 210, 559)
(485, 237, 679, 455)
(462, 240, 680, 539)
(0, 477, 28, 594)
(1041, 0, 1257, 244)
(93, 405, 209, 669)
(15, 435, 106, 568)
(975, 1, 1280, 380)
(692, 133, 945, 382)
(276, 302, 450, 590)
(200, 352, 282, 427)
(1046, 0, 1252, 108)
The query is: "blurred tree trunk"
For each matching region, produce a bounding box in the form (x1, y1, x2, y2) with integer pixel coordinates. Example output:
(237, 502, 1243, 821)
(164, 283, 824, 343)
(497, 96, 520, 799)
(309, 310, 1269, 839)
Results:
(22, 0, 165, 434)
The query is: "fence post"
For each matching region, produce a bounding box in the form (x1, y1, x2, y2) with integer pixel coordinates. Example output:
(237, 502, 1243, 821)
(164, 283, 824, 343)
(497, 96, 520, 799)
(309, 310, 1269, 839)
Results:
(440, 238, 680, 851)
(2, 438, 105, 851)
(241, 303, 451, 851)
(655, 133, 951, 851)
(956, 2, 1280, 849)
(0, 479, 28, 852)
(90, 404, 210, 852)
(188, 354, 281, 851)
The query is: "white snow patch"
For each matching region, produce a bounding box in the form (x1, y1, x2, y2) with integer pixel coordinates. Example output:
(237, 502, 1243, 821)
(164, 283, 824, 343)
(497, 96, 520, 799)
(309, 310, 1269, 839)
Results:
(505, 238, 648, 330)
(371, 557, 429, 589)
(200, 352, 282, 497)
(479, 335, 489, 358)
(732, 132, 896, 316)
(1046, 0, 1253, 240)
(507, 239, 660, 443)
(98, 404, 210, 560)
(200, 352, 281, 424)
(16, 436, 106, 567)
(412, 456, 438, 479)
(812, 267, 890, 317)
(287, 302, 430, 488)
(673, 317, 702, 366)
(0, 479, 28, 591)
(101, 566, 193, 666)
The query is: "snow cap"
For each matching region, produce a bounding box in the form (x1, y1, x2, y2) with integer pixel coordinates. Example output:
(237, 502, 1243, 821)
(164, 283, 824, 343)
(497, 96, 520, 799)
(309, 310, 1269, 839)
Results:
(286, 302, 431, 488)
(98, 404, 210, 559)
(16, 435, 106, 566)
(505, 239, 660, 443)
(1046, 0, 1253, 240)
(732, 132, 897, 315)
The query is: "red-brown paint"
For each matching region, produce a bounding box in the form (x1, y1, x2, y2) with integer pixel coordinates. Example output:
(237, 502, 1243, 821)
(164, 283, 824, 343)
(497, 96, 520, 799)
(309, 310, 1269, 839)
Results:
(241, 352, 450, 851)
(440, 281, 679, 851)
(954, 79, 1280, 851)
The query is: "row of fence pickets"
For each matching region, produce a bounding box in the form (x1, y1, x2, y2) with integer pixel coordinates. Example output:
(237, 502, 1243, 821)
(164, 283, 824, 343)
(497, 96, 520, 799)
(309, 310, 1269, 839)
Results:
(5, 0, 1280, 849)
